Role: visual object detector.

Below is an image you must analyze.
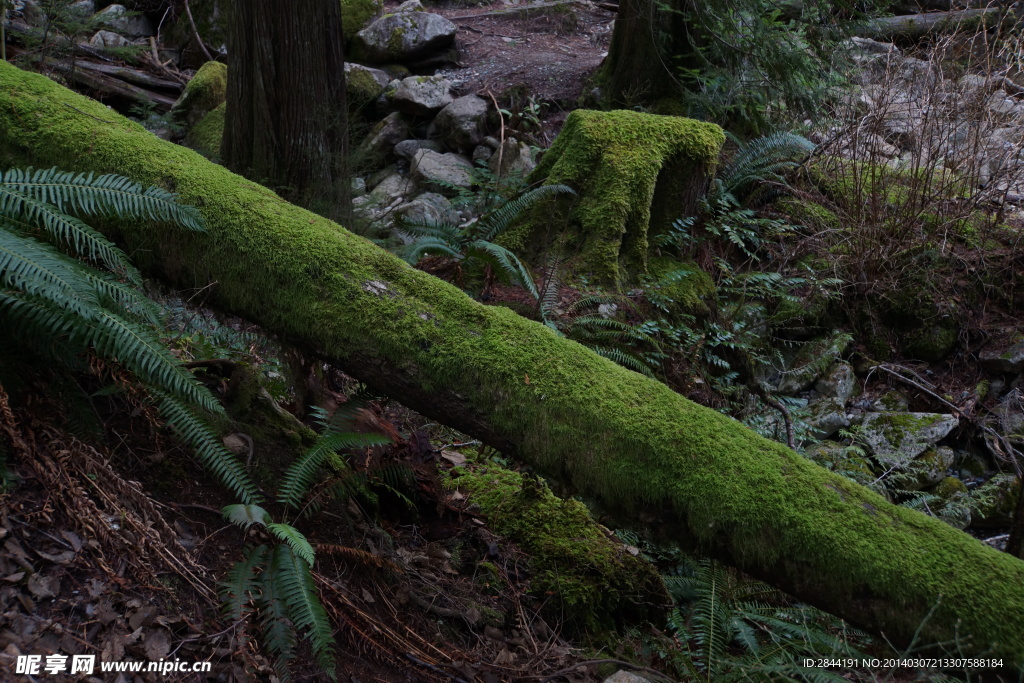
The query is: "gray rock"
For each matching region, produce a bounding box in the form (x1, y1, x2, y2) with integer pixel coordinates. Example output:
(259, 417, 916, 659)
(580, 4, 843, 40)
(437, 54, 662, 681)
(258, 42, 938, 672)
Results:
(860, 412, 959, 467)
(353, 11, 456, 65)
(69, 0, 94, 17)
(356, 112, 411, 160)
(369, 173, 416, 204)
(434, 95, 489, 151)
(387, 76, 453, 117)
(995, 389, 1024, 441)
(394, 138, 444, 160)
(472, 144, 493, 164)
(89, 30, 130, 48)
(806, 397, 851, 440)
(603, 672, 652, 683)
(351, 177, 367, 198)
(395, 192, 459, 226)
(488, 137, 537, 177)
(904, 446, 956, 490)
(871, 390, 910, 412)
(345, 63, 391, 102)
(802, 442, 875, 486)
(815, 362, 857, 403)
(980, 337, 1024, 373)
(411, 149, 474, 193)
(482, 135, 501, 150)
(395, 0, 425, 11)
(95, 4, 154, 39)
(971, 473, 1021, 528)
(776, 332, 851, 395)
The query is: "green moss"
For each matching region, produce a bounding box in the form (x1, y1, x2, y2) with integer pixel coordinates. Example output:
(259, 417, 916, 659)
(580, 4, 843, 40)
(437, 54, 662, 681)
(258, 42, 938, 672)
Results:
(445, 464, 664, 631)
(972, 474, 1021, 528)
(171, 61, 227, 129)
(902, 322, 959, 362)
(774, 197, 840, 231)
(346, 67, 385, 108)
(341, 0, 382, 41)
(931, 476, 968, 500)
(2, 62, 1024, 665)
(183, 101, 224, 161)
(645, 256, 716, 318)
(527, 109, 724, 285)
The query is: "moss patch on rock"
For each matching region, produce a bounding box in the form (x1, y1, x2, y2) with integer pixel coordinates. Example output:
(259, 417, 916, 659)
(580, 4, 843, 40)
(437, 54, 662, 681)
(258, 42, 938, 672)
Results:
(183, 101, 224, 160)
(171, 61, 227, 130)
(445, 463, 665, 631)
(526, 110, 724, 285)
(341, 0, 383, 42)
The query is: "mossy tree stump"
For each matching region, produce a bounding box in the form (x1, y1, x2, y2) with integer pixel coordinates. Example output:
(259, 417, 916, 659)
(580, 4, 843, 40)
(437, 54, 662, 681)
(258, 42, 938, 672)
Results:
(528, 110, 724, 285)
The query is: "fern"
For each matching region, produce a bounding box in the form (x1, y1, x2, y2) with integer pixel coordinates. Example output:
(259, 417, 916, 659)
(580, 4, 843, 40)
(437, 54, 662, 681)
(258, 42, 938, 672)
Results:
(157, 392, 262, 505)
(221, 544, 269, 620)
(395, 181, 574, 300)
(222, 503, 272, 529)
(0, 167, 206, 232)
(718, 131, 815, 205)
(268, 523, 316, 566)
(270, 544, 337, 679)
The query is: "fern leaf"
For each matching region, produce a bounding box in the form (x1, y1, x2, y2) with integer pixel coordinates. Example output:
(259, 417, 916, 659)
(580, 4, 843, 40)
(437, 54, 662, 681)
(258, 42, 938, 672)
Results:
(268, 523, 316, 567)
(0, 167, 206, 232)
(220, 544, 269, 620)
(470, 240, 539, 300)
(277, 431, 390, 509)
(479, 183, 575, 241)
(223, 503, 271, 529)
(90, 309, 218, 411)
(0, 228, 102, 319)
(270, 543, 337, 678)
(0, 187, 140, 281)
(257, 562, 298, 681)
(156, 392, 262, 504)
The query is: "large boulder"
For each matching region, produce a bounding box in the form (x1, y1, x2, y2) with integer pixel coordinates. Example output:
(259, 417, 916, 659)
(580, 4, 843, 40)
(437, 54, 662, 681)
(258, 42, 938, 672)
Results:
(352, 10, 457, 65)
(971, 474, 1021, 528)
(859, 412, 958, 467)
(488, 137, 537, 178)
(94, 4, 154, 39)
(171, 61, 227, 129)
(355, 111, 410, 161)
(341, 0, 383, 42)
(395, 192, 459, 226)
(980, 336, 1024, 373)
(345, 63, 391, 109)
(410, 149, 474, 193)
(433, 95, 489, 152)
(387, 76, 453, 117)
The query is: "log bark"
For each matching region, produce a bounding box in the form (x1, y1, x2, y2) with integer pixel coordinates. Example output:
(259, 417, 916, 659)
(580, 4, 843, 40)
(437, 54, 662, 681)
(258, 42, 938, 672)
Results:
(1, 62, 1024, 666)
(851, 8, 1004, 41)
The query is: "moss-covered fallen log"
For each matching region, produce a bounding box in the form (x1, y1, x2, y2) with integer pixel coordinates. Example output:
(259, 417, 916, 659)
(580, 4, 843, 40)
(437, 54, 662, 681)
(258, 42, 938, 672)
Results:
(1, 61, 1023, 666)
(851, 8, 1004, 42)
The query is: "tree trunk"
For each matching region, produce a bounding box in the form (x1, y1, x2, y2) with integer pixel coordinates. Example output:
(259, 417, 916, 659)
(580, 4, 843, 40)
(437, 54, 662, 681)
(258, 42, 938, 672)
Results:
(222, 0, 352, 225)
(2, 62, 1024, 667)
(598, 0, 693, 106)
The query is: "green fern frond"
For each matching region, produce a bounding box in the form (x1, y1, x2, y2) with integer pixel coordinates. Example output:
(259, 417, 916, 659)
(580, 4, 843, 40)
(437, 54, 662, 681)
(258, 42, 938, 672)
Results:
(470, 240, 539, 299)
(0, 228, 103, 319)
(0, 167, 206, 232)
(270, 543, 337, 678)
(268, 523, 316, 566)
(277, 430, 391, 509)
(221, 544, 269, 620)
(258, 563, 298, 681)
(223, 503, 271, 529)
(156, 392, 262, 505)
(479, 183, 575, 241)
(719, 132, 814, 203)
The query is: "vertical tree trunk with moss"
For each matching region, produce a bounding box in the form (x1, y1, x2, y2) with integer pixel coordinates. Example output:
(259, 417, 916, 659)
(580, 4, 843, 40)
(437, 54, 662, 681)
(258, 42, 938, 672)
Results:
(599, 0, 694, 107)
(222, 0, 352, 225)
